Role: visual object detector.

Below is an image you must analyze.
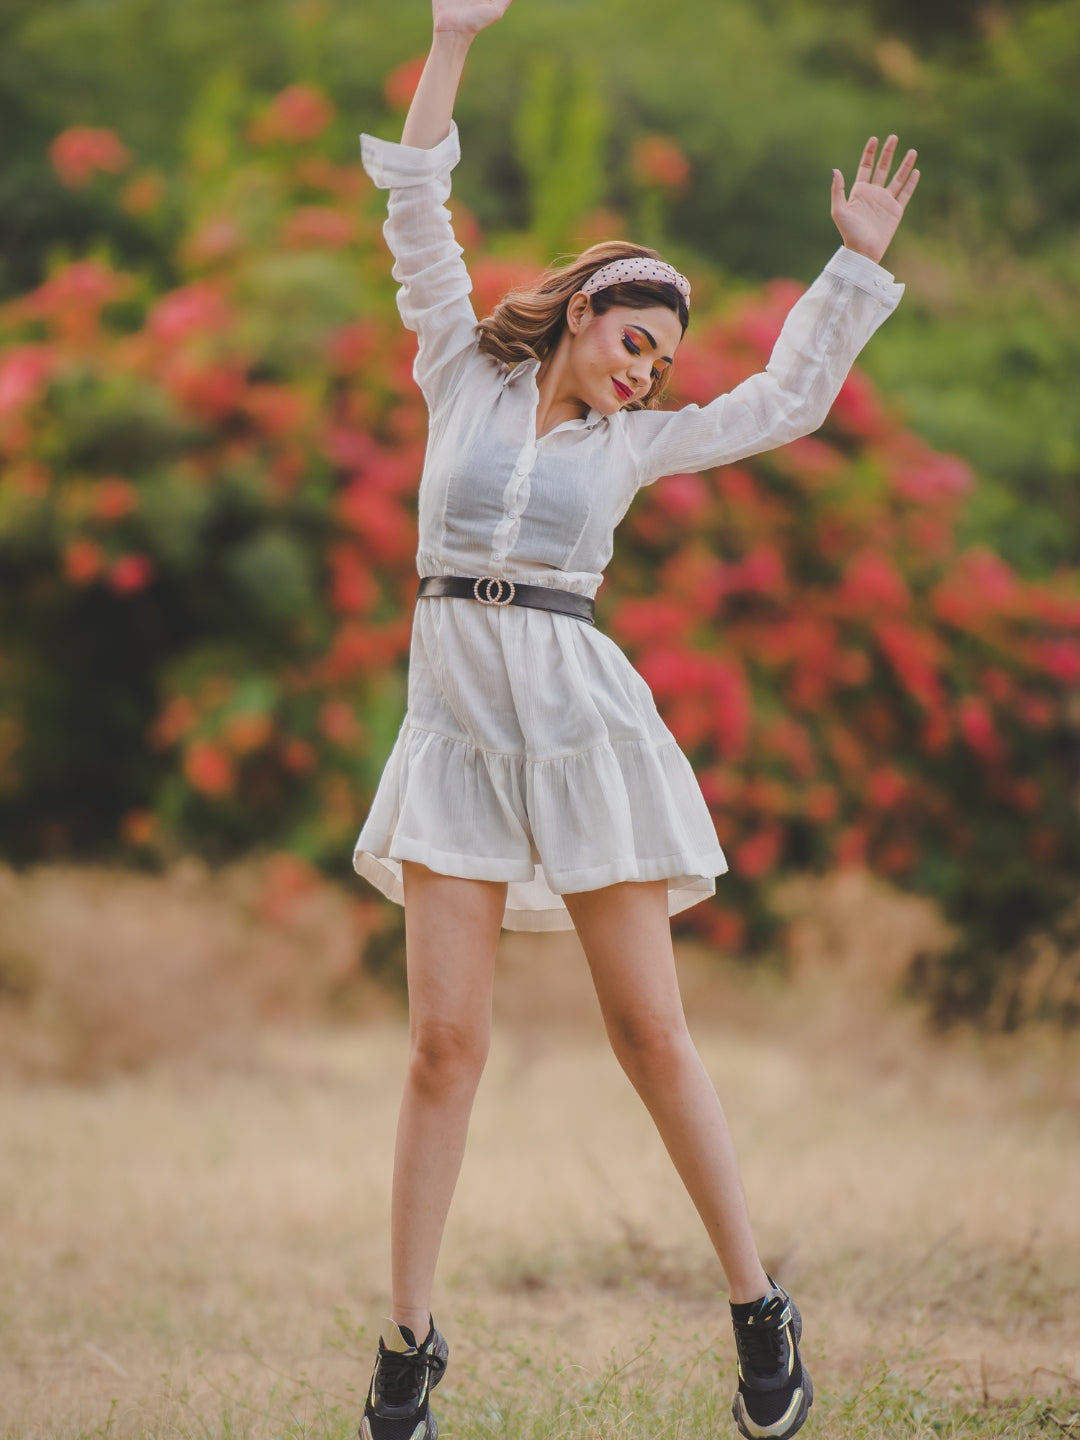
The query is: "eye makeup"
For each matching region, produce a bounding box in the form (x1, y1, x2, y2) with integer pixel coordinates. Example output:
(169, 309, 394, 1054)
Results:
(621, 329, 665, 384)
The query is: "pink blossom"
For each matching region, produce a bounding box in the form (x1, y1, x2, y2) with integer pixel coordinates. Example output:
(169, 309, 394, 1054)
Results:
(109, 554, 154, 594)
(149, 283, 231, 341)
(958, 696, 1005, 765)
(384, 55, 427, 112)
(284, 206, 356, 249)
(632, 135, 692, 191)
(733, 826, 784, 880)
(0, 347, 53, 415)
(49, 126, 131, 188)
(841, 550, 910, 613)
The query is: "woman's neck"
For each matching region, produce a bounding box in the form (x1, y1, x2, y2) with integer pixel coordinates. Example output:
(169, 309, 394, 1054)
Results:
(534, 348, 589, 437)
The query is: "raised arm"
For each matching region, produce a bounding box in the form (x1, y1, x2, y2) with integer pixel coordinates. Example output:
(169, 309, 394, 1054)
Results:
(402, 2, 515, 150)
(360, 0, 515, 412)
(626, 135, 919, 485)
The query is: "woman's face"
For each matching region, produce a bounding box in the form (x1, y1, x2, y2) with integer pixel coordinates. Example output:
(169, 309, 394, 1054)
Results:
(565, 299, 684, 415)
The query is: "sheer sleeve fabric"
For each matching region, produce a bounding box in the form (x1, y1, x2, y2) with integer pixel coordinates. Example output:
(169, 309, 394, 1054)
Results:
(625, 248, 904, 487)
(360, 122, 482, 414)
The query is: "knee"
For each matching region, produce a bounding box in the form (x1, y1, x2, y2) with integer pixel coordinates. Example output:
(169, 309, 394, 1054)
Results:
(408, 1019, 489, 1099)
(606, 1012, 691, 1088)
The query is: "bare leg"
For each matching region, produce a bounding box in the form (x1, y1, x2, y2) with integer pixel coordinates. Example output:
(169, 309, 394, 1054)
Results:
(390, 861, 507, 1337)
(562, 879, 770, 1304)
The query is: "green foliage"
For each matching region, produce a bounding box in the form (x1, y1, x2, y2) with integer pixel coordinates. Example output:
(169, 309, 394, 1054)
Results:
(513, 58, 608, 258)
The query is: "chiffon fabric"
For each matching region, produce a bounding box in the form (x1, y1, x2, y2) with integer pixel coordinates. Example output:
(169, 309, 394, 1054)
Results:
(353, 123, 903, 931)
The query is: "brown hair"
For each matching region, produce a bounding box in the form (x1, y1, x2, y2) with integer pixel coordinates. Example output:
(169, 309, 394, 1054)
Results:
(475, 241, 690, 411)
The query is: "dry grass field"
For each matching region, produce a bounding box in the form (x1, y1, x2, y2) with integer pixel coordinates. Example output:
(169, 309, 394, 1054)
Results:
(1, 871, 1079, 1440)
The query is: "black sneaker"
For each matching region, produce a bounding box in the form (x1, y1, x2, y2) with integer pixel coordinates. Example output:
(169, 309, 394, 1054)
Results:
(360, 1317, 449, 1440)
(730, 1283, 813, 1440)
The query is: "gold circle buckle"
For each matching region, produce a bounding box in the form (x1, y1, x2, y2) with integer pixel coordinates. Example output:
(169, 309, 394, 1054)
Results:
(473, 576, 517, 607)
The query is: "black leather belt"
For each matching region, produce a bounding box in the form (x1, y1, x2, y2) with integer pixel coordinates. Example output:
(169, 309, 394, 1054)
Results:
(417, 575, 595, 625)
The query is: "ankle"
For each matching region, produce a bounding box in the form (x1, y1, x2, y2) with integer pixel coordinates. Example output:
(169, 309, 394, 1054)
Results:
(727, 1268, 772, 1307)
(390, 1307, 432, 1342)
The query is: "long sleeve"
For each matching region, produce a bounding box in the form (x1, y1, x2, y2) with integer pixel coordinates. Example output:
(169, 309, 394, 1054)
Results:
(625, 248, 904, 486)
(360, 122, 482, 414)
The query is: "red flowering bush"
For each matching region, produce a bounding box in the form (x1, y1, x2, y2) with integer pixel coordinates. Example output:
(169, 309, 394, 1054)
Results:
(1, 85, 1078, 1023)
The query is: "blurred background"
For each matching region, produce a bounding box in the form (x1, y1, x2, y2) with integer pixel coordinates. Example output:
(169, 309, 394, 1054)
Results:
(2, 0, 1078, 1064)
(1, 4, 1079, 1437)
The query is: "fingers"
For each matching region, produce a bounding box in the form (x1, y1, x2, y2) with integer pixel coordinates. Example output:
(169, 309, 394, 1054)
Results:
(872, 134, 898, 185)
(856, 137, 877, 183)
(896, 166, 921, 208)
(830, 168, 846, 215)
(888, 147, 919, 196)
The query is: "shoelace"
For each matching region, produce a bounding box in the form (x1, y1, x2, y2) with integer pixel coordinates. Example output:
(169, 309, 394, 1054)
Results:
(734, 1298, 787, 1379)
(377, 1343, 445, 1408)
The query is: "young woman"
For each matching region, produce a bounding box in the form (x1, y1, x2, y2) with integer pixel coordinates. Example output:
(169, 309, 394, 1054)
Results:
(353, 3, 919, 1437)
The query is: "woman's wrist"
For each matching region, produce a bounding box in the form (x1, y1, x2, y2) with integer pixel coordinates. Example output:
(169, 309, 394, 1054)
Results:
(429, 27, 475, 53)
(843, 240, 886, 265)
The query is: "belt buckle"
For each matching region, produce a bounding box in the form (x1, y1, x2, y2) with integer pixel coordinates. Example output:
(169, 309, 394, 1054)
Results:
(473, 576, 516, 607)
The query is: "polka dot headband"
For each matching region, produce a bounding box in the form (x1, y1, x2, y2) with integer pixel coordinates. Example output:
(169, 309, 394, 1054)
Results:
(580, 257, 691, 308)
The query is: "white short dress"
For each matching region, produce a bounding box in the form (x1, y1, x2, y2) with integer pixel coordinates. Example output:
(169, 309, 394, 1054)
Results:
(353, 123, 903, 932)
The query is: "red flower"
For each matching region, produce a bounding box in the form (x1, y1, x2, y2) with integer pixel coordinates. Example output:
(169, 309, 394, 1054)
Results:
(252, 85, 334, 143)
(632, 135, 692, 192)
(329, 544, 378, 615)
(805, 784, 839, 822)
(890, 448, 973, 504)
(281, 736, 318, 774)
(184, 741, 235, 797)
(875, 620, 944, 709)
(284, 206, 356, 249)
(109, 553, 154, 594)
(319, 701, 360, 746)
(244, 384, 309, 436)
(612, 599, 692, 648)
(148, 696, 198, 750)
(0, 347, 53, 415)
(94, 478, 138, 521)
(49, 126, 131, 188)
(384, 55, 427, 112)
(840, 550, 910, 614)
(830, 370, 886, 438)
(707, 908, 746, 951)
(183, 218, 245, 267)
(867, 766, 907, 810)
(64, 539, 104, 585)
(1016, 693, 1054, 730)
(654, 472, 710, 521)
(725, 543, 787, 596)
(121, 171, 165, 216)
(733, 826, 784, 880)
(223, 712, 273, 755)
(468, 257, 545, 320)
(149, 282, 231, 342)
(958, 696, 1005, 765)
(1031, 638, 1080, 684)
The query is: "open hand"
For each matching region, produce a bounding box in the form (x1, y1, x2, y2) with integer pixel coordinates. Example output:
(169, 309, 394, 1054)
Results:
(831, 135, 920, 265)
(432, 0, 515, 37)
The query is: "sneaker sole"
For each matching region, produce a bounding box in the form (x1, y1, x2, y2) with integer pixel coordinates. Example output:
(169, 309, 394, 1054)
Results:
(360, 1415, 438, 1440)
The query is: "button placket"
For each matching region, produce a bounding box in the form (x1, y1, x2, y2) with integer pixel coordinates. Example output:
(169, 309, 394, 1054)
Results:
(491, 442, 536, 568)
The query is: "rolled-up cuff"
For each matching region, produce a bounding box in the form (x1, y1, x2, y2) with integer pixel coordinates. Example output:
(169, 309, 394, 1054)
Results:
(824, 245, 904, 307)
(360, 121, 461, 188)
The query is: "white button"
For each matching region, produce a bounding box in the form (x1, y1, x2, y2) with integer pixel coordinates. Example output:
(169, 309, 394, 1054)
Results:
(492, 552, 504, 562)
